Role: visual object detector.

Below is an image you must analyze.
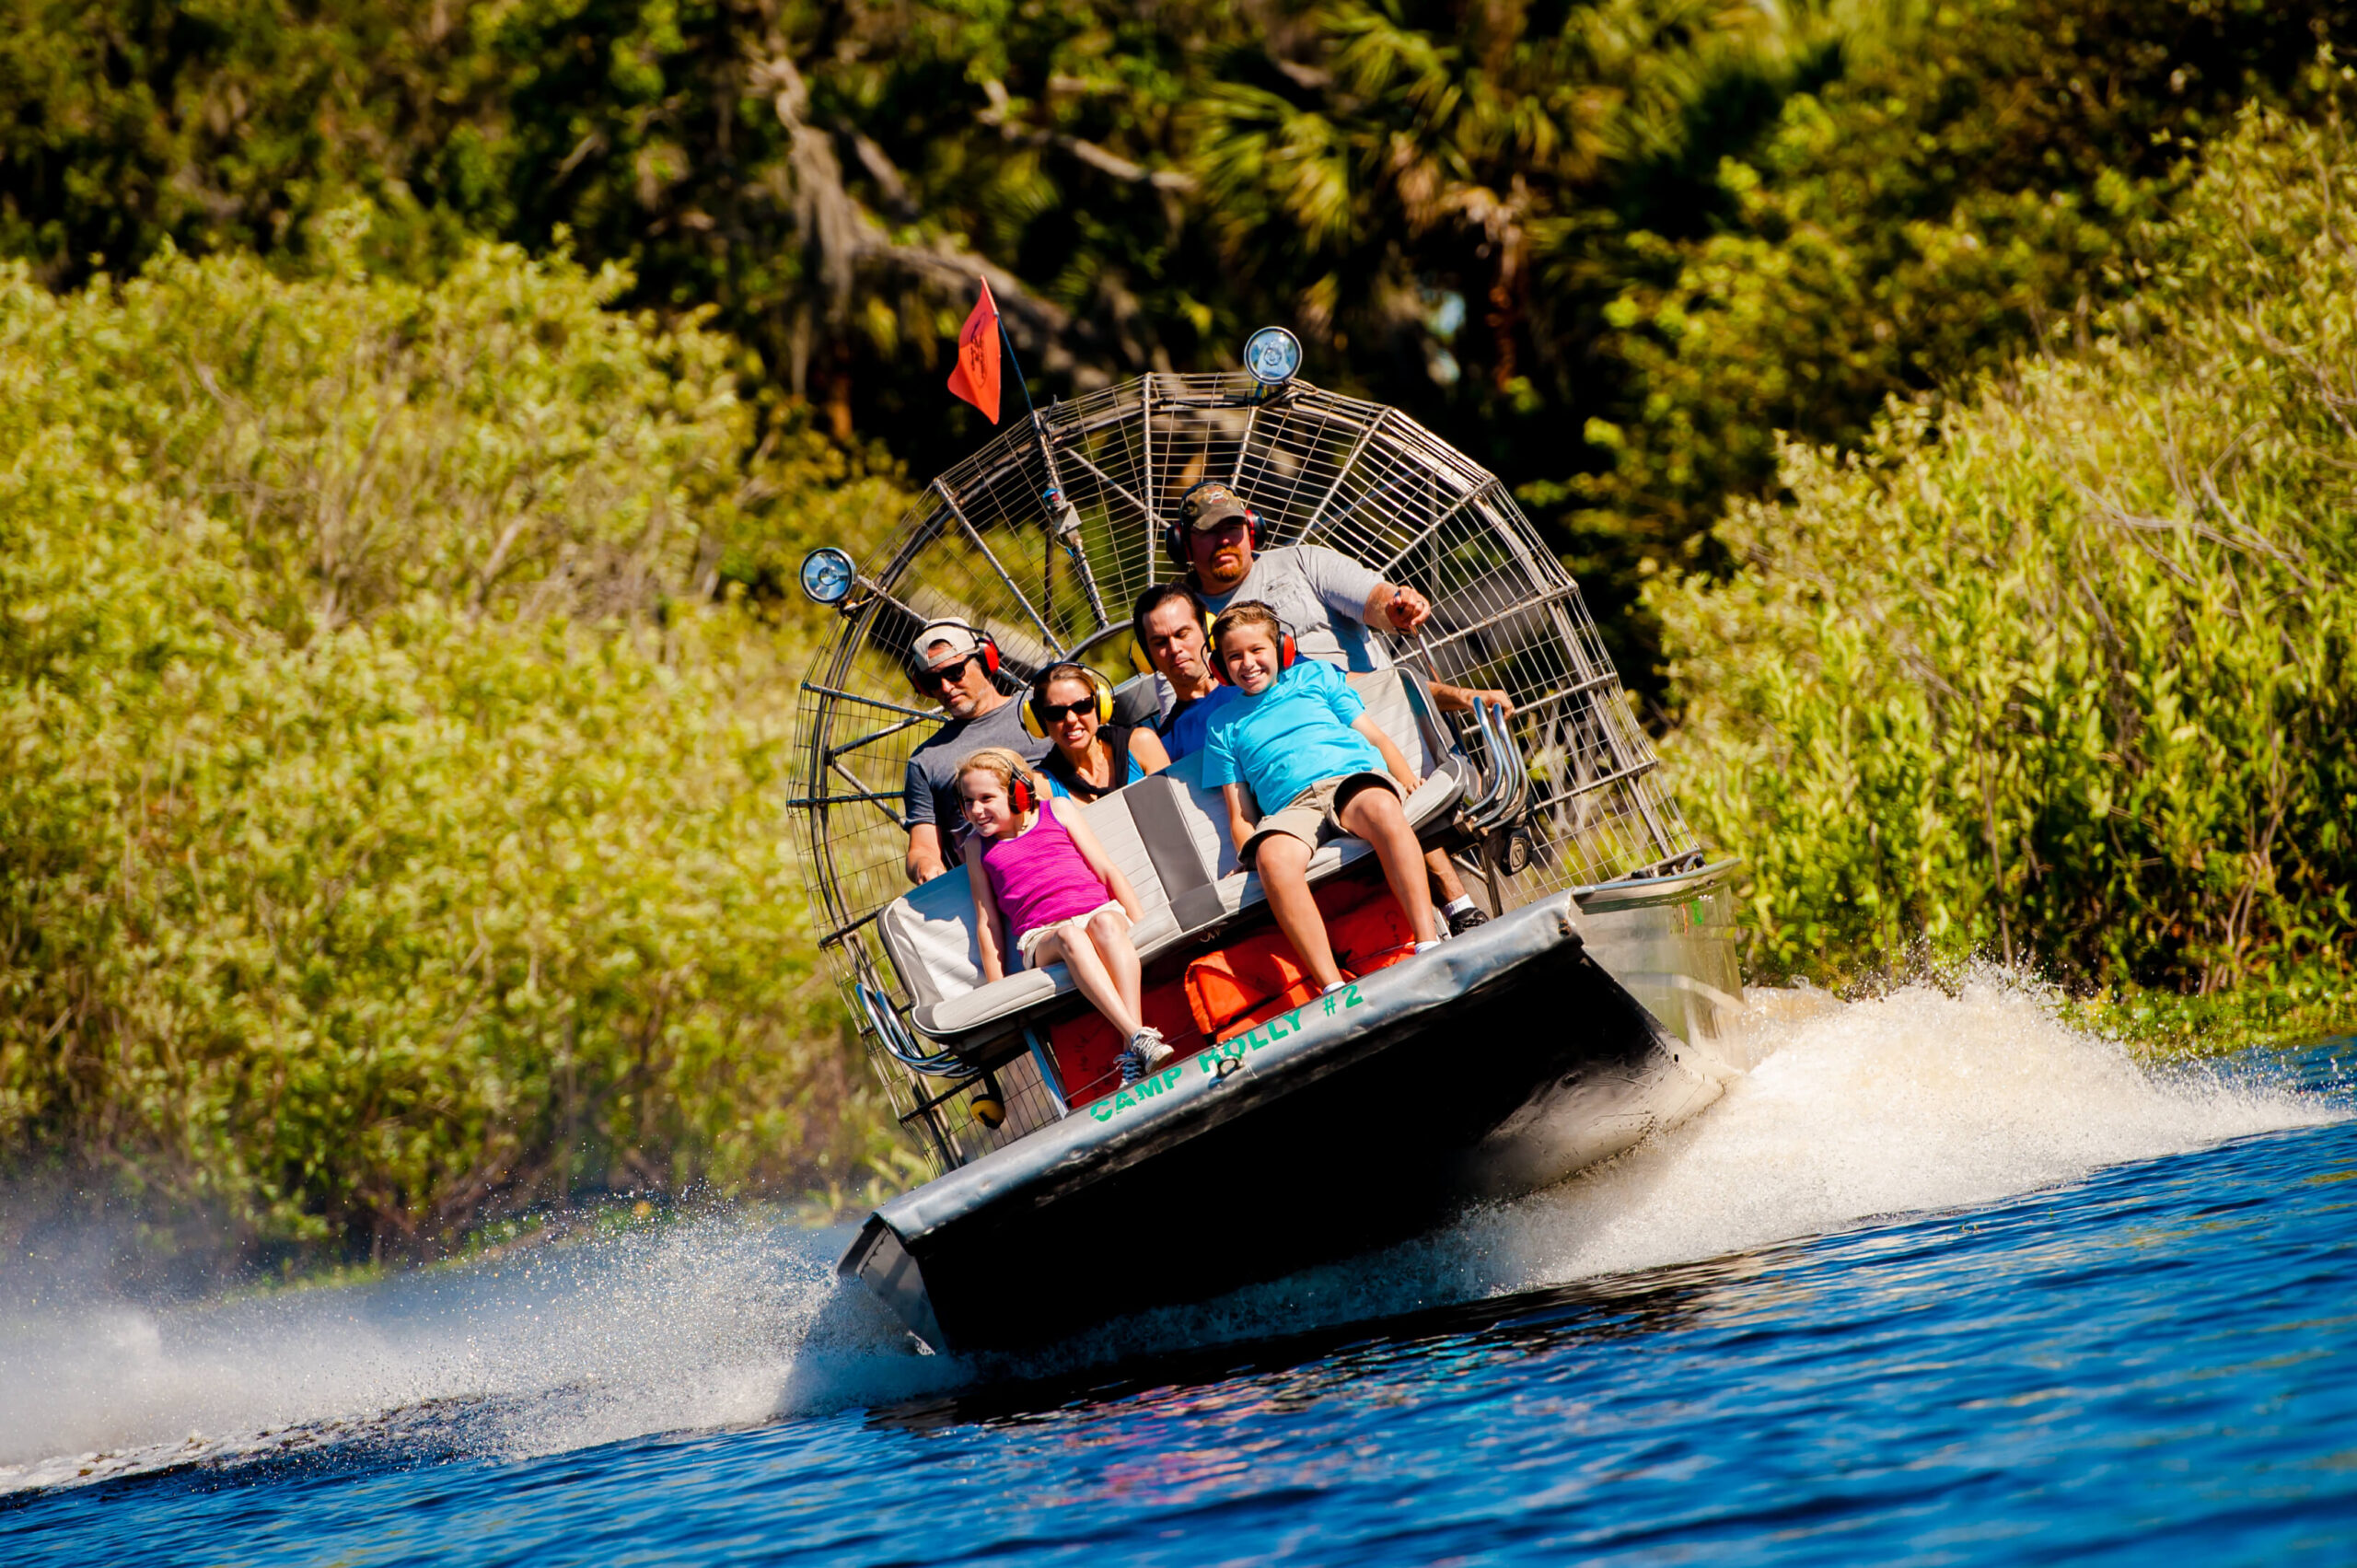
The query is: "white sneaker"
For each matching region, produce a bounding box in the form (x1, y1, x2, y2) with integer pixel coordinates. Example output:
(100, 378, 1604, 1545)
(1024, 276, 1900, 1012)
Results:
(1119, 1028, 1173, 1084)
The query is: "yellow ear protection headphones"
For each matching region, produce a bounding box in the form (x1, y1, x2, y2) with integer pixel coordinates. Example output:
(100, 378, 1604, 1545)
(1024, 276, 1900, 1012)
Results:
(1125, 583, 1219, 678)
(1126, 609, 1219, 679)
(1021, 663, 1116, 738)
(1165, 480, 1265, 569)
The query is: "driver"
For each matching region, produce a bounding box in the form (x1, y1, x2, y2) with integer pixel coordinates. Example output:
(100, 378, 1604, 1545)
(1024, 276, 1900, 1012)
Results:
(1172, 481, 1510, 935)
(900, 617, 1052, 885)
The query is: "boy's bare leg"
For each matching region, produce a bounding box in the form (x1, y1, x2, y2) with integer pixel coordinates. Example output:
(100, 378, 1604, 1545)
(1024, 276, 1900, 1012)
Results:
(1254, 834, 1346, 989)
(1341, 789, 1439, 944)
(1030, 929, 1143, 1040)
(1083, 908, 1144, 1025)
(1425, 846, 1469, 905)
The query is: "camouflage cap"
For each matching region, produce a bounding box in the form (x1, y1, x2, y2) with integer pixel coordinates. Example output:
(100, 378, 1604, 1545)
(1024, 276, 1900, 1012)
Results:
(1178, 482, 1252, 530)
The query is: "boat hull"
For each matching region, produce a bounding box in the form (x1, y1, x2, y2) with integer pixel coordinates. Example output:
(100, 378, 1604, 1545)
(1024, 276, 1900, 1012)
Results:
(840, 891, 1729, 1352)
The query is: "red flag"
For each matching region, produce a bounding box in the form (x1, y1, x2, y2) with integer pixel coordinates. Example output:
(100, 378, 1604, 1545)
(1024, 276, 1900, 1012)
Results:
(946, 278, 1003, 424)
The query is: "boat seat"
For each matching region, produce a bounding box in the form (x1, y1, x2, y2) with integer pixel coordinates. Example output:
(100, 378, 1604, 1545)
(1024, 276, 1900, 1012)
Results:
(885, 787, 1179, 1040)
(1128, 667, 1469, 932)
(877, 668, 1469, 1054)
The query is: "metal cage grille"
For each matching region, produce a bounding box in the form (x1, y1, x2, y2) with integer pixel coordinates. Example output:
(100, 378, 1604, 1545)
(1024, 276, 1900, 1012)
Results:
(790, 373, 1700, 1167)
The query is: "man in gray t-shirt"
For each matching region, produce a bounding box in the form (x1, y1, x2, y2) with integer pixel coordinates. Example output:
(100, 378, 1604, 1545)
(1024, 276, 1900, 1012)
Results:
(1176, 482, 1510, 935)
(1199, 540, 1396, 673)
(900, 617, 1052, 885)
(1176, 481, 1508, 712)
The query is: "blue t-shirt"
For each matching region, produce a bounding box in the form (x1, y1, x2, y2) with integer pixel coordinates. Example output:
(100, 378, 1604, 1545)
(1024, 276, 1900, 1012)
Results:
(1157, 683, 1243, 761)
(1200, 658, 1387, 809)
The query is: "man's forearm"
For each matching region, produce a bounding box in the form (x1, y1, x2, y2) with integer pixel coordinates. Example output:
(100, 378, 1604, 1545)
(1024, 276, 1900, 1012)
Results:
(906, 840, 947, 884)
(1433, 680, 1513, 715)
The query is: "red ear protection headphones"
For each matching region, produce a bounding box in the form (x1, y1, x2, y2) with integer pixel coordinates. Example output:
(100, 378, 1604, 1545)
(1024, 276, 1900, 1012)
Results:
(1007, 770, 1037, 815)
(1212, 613, 1297, 675)
(1166, 482, 1265, 569)
(909, 618, 1002, 693)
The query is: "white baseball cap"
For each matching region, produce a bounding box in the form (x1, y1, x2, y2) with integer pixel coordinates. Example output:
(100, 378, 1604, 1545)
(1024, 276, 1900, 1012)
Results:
(911, 617, 985, 670)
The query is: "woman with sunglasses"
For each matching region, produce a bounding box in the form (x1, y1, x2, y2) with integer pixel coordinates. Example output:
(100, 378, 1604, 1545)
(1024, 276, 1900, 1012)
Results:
(1028, 662, 1170, 802)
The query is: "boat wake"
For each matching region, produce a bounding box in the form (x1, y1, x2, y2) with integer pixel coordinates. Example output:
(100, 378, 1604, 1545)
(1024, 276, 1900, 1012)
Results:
(3, 974, 2337, 1495)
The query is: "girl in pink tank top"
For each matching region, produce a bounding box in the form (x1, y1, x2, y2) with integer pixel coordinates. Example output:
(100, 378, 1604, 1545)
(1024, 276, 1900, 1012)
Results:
(956, 747, 1172, 1087)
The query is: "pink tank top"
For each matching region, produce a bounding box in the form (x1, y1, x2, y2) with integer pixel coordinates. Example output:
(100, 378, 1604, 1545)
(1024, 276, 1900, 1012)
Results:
(982, 802, 1110, 943)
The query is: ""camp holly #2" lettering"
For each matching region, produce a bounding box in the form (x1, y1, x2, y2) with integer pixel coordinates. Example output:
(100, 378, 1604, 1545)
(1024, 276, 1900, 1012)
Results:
(1086, 982, 1364, 1122)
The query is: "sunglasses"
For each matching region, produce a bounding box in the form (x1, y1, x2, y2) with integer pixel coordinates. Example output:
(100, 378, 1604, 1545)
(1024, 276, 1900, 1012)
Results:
(920, 654, 979, 691)
(1034, 697, 1099, 724)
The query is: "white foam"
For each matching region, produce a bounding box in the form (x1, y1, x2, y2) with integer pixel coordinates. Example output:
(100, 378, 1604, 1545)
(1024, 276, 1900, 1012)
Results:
(1463, 973, 2337, 1295)
(0, 1216, 952, 1492)
(0, 975, 2336, 1490)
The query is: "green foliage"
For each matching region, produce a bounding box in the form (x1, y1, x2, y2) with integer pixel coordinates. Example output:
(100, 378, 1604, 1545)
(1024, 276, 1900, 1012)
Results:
(10, 0, 2341, 694)
(0, 229, 908, 1263)
(1571, 0, 2348, 672)
(1650, 103, 2357, 1007)
(6, 0, 2356, 1273)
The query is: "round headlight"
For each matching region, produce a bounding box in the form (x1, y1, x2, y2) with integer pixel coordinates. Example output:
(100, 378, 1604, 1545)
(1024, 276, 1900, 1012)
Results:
(799, 547, 857, 606)
(1242, 326, 1303, 386)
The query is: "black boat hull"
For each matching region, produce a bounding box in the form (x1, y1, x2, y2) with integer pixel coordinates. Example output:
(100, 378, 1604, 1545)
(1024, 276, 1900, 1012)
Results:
(840, 895, 1725, 1352)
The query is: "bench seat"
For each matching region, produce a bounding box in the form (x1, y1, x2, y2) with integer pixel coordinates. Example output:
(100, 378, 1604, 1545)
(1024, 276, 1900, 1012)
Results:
(880, 668, 1469, 1055)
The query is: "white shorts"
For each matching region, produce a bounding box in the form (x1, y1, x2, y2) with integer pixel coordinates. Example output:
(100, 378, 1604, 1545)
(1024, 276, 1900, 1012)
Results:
(1016, 900, 1127, 963)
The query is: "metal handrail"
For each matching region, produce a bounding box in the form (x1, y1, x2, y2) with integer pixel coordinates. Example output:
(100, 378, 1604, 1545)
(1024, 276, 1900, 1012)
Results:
(1461, 699, 1528, 833)
(855, 981, 967, 1078)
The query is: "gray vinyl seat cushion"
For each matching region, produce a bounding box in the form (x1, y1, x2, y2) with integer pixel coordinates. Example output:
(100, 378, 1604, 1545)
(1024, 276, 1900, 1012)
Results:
(883, 667, 1469, 1051)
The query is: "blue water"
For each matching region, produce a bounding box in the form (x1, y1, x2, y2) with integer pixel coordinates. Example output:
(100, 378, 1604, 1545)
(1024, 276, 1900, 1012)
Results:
(5, 987, 2354, 1564)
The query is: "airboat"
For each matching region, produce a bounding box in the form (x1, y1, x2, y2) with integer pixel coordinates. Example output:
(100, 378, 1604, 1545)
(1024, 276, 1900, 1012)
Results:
(791, 334, 1747, 1353)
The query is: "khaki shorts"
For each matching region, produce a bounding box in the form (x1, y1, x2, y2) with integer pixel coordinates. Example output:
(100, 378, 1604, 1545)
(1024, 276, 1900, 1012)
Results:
(1015, 900, 1126, 963)
(1239, 772, 1406, 865)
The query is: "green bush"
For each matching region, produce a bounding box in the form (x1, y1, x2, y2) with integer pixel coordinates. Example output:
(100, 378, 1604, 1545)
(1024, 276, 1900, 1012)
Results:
(1650, 103, 2357, 1013)
(1563, 0, 2349, 685)
(0, 226, 907, 1265)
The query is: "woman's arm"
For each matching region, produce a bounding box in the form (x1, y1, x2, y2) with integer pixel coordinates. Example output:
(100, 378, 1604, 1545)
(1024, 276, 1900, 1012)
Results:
(1353, 713, 1422, 795)
(1130, 726, 1171, 777)
(965, 838, 1011, 982)
(1055, 798, 1144, 922)
(1222, 781, 1259, 856)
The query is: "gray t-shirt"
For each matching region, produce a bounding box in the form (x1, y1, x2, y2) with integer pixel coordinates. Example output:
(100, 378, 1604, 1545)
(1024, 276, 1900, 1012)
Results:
(1199, 544, 1393, 672)
(901, 696, 1052, 834)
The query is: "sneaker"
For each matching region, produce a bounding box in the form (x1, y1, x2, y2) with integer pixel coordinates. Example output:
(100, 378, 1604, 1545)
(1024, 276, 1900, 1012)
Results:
(1119, 1028, 1173, 1085)
(1448, 904, 1492, 937)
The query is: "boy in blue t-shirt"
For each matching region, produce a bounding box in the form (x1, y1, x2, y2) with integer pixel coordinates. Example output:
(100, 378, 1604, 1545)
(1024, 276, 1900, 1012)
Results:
(1199, 600, 1441, 993)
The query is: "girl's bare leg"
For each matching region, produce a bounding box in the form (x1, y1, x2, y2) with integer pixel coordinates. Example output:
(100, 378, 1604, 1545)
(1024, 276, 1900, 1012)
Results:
(1083, 908, 1144, 1025)
(1031, 928, 1143, 1040)
(1339, 788, 1438, 944)
(1253, 833, 1345, 989)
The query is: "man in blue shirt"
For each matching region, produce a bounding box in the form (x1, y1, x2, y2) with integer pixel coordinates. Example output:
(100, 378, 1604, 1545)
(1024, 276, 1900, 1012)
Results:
(1200, 600, 1440, 993)
(1129, 581, 1239, 760)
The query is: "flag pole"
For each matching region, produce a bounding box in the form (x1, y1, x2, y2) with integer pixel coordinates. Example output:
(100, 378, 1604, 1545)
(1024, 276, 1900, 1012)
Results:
(996, 314, 1039, 425)
(997, 304, 1106, 626)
